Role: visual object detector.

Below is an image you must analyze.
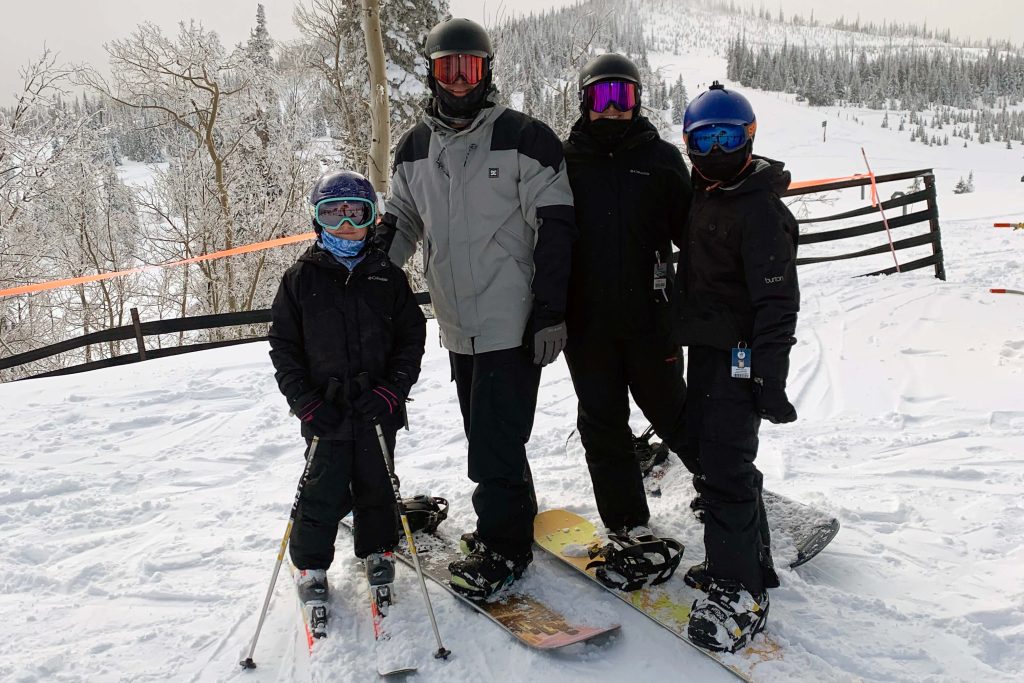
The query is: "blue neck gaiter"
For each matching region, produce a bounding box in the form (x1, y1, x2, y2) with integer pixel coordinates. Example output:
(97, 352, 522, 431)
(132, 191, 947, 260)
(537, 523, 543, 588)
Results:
(319, 230, 367, 270)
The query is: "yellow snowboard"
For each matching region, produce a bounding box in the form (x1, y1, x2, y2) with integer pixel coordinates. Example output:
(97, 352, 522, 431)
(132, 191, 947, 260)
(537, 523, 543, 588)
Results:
(534, 509, 783, 682)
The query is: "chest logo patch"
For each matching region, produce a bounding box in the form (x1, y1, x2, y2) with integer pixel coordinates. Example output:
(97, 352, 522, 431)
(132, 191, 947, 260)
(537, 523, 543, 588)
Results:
(488, 167, 500, 179)
(367, 275, 389, 282)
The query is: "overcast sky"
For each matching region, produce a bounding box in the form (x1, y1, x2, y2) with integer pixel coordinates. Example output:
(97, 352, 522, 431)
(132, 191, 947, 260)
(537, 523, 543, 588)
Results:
(3, 1, 1023, 105)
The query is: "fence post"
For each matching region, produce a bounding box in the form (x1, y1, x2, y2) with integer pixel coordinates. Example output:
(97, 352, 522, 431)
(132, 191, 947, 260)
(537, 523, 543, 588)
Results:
(921, 174, 946, 281)
(130, 307, 148, 361)
(891, 191, 907, 216)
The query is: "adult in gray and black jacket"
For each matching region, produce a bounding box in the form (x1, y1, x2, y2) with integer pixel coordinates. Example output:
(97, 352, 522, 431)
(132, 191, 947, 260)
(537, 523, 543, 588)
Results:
(379, 18, 577, 601)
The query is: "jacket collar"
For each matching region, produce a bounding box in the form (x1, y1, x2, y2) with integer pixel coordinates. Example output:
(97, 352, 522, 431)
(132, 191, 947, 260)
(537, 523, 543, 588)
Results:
(298, 241, 391, 275)
(423, 89, 504, 136)
(567, 115, 659, 154)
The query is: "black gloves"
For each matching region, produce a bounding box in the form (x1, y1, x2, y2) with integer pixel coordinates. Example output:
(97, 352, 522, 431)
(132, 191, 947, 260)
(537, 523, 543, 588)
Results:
(524, 307, 568, 367)
(753, 377, 797, 424)
(352, 384, 403, 424)
(291, 391, 345, 436)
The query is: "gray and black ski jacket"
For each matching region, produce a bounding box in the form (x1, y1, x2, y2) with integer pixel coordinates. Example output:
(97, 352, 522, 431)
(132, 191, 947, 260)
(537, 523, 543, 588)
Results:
(382, 97, 576, 355)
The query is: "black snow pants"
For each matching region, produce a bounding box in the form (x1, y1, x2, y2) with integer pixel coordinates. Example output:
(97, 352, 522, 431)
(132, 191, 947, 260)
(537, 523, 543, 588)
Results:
(685, 345, 773, 595)
(450, 347, 542, 559)
(564, 335, 688, 532)
(288, 429, 399, 569)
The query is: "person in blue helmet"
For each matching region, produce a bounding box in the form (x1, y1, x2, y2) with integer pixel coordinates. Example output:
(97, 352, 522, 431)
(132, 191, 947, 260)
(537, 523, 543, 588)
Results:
(268, 169, 426, 628)
(674, 81, 800, 653)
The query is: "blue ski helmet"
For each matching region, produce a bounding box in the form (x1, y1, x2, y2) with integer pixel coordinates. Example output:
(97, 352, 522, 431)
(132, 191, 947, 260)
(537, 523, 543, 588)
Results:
(683, 81, 757, 138)
(307, 169, 377, 234)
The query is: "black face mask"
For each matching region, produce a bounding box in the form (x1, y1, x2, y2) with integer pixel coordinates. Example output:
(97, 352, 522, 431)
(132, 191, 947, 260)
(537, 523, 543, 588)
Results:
(689, 144, 752, 184)
(586, 117, 633, 146)
(434, 78, 490, 121)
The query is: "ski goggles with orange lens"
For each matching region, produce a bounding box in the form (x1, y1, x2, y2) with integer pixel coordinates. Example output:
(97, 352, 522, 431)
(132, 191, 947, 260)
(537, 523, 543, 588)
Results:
(584, 80, 638, 113)
(686, 123, 756, 155)
(311, 197, 376, 230)
(431, 54, 487, 86)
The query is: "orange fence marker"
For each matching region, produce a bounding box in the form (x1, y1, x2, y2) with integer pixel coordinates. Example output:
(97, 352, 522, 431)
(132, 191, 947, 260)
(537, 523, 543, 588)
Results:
(0, 232, 316, 299)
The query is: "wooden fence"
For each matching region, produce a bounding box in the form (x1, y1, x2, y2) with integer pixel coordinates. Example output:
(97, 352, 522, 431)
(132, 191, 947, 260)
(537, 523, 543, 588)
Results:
(1, 169, 944, 380)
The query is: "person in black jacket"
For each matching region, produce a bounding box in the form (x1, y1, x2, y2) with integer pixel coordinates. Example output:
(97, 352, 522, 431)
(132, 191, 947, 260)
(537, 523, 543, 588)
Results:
(268, 169, 426, 622)
(561, 54, 691, 584)
(675, 82, 799, 654)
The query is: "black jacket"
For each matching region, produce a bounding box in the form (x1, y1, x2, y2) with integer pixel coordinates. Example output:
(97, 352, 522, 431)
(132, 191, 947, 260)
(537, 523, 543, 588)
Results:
(268, 240, 427, 439)
(675, 156, 800, 387)
(563, 115, 692, 339)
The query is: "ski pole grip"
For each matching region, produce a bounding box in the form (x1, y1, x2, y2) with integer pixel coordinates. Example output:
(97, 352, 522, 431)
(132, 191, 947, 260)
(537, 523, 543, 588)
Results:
(324, 377, 342, 403)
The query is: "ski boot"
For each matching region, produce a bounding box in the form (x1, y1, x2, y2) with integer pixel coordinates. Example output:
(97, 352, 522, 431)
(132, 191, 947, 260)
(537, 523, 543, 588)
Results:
(295, 568, 329, 639)
(688, 579, 769, 653)
(449, 534, 532, 602)
(586, 529, 683, 592)
(366, 552, 397, 616)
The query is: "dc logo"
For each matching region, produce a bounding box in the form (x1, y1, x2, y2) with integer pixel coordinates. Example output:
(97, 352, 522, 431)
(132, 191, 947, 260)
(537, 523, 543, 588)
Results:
(488, 168, 499, 179)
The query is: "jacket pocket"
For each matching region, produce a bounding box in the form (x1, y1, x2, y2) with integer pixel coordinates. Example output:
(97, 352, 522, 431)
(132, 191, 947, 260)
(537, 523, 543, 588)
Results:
(422, 235, 433, 277)
(492, 223, 534, 267)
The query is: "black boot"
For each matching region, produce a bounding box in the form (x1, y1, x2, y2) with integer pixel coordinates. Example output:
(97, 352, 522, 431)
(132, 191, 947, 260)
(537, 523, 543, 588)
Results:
(688, 580, 769, 653)
(449, 534, 532, 601)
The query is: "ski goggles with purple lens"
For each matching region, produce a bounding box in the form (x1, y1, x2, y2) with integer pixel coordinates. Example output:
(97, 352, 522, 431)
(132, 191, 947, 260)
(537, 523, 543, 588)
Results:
(685, 122, 756, 155)
(310, 197, 377, 230)
(584, 80, 638, 113)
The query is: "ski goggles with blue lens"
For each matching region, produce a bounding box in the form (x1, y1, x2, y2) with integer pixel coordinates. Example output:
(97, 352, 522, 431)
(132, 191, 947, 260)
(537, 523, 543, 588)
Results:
(686, 122, 756, 155)
(310, 197, 377, 230)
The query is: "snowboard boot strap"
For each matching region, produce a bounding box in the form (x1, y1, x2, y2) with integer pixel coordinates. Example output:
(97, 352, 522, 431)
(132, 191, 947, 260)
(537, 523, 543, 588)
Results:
(400, 495, 449, 534)
(586, 534, 684, 591)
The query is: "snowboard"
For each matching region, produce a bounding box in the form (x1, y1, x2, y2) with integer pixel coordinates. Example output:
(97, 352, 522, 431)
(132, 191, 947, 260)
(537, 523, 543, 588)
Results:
(534, 509, 781, 682)
(340, 517, 619, 650)
(634, 428, 839, 568)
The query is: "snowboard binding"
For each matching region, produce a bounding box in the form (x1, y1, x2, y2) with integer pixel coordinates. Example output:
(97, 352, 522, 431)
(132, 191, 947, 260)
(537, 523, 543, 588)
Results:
(634, 426, 670, 477)
(399, 495, 448, 534)
(586, 532, 684, 592)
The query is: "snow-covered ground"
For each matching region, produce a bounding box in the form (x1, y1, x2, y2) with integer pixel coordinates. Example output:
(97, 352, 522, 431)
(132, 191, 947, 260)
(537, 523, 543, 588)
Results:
(3, 41, 1024, 683)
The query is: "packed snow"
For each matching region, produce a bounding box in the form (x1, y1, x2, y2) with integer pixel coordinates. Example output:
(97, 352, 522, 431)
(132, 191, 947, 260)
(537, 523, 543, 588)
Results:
(2, 45, 1024, 683)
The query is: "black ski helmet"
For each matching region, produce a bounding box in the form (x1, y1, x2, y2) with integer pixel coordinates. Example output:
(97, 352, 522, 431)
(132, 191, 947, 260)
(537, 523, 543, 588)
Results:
(424, 18, 493, 94)
(578, 53, 643, 113)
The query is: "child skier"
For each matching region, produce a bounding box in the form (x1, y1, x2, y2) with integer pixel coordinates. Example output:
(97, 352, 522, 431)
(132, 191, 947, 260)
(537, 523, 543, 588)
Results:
(675, 82, 800, 653)
(268, 169, 426, 632)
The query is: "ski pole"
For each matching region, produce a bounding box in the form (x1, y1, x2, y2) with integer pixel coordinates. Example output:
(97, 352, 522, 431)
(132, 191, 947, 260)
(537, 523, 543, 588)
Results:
(374, 422, 451, 660)
(991, 288, 1024, 295)
(241, 436, 321, 670)
(993, 223, 1024, 230)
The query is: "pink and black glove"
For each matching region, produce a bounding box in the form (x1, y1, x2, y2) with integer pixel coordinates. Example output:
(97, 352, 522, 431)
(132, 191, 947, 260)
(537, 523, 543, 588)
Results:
(352, 384, 402, 424)
(291, 392, 344, 436)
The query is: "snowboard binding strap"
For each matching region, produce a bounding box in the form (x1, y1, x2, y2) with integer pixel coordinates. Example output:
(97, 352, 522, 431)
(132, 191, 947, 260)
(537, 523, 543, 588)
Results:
(400, 495, 449, 534)
(586, 533, 684, 592)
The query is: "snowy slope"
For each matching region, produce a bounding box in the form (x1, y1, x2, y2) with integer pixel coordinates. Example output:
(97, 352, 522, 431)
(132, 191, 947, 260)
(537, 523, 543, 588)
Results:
(3, 45, 1024, 683)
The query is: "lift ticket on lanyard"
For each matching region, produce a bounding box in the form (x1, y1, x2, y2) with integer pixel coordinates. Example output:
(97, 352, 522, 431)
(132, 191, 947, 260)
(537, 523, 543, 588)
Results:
(731, 346, 751, 379)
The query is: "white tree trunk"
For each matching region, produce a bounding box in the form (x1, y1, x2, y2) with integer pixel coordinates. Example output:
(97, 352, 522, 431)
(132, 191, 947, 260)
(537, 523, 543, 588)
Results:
(360, 0, 391, 195)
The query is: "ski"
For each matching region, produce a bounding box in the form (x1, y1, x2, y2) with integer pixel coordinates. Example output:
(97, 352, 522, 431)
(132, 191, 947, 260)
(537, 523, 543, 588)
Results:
(289, 564, 329, 653)
(535, 509, 783, 682)
(370, 580, 418, 677)
(341, 517, 619, 650)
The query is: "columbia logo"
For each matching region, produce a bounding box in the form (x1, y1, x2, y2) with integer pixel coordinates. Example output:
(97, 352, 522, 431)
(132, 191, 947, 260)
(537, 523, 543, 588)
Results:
(367, 275, 389, 282)
(630, 169, 650, 176)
